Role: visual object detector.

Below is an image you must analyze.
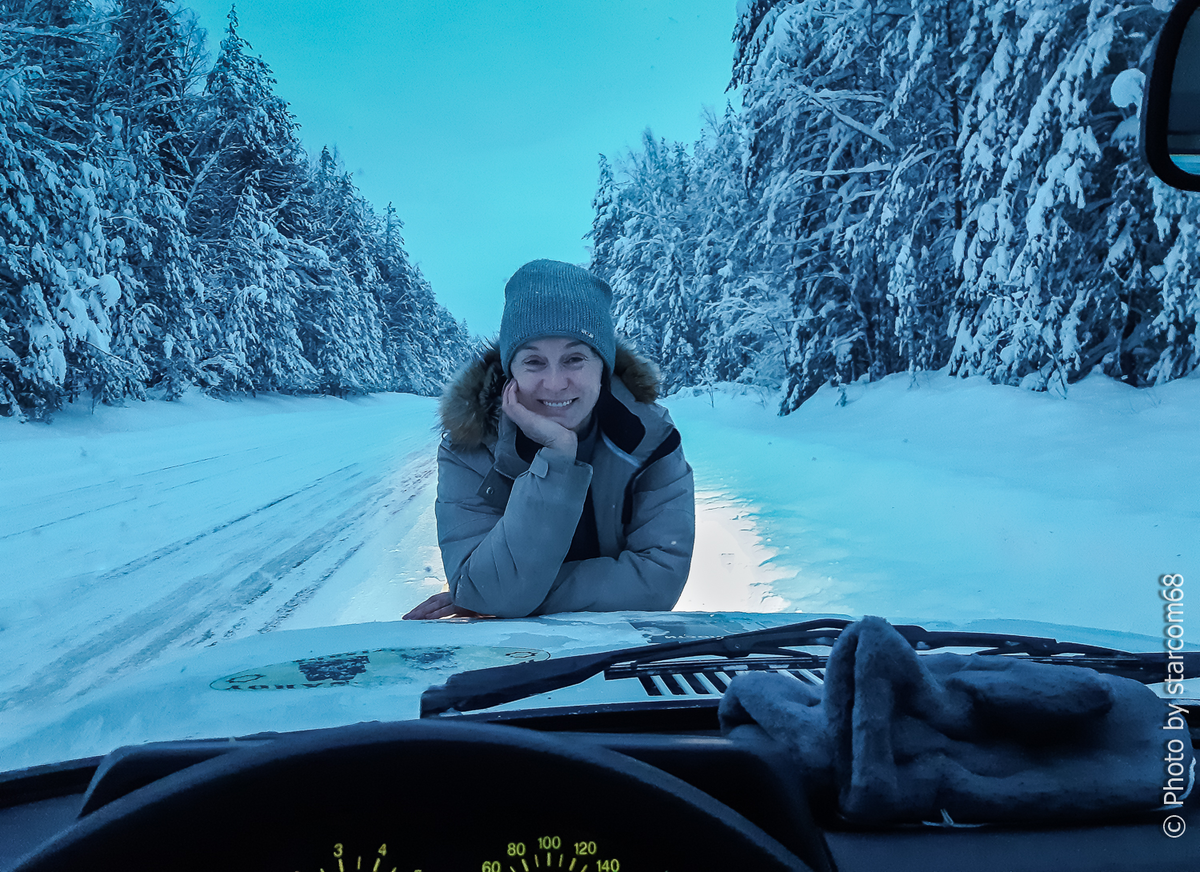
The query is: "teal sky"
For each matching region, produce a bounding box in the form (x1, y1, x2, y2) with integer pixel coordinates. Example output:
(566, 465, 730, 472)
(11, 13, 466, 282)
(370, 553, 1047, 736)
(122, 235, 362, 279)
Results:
(181, 1, 742, 335)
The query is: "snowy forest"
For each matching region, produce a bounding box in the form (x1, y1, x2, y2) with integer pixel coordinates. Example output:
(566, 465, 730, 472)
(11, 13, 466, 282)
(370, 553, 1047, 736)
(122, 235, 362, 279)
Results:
(1, 1, 469, 421)
(589, 0, 1200, 412)
(8, 0, 1200, 424)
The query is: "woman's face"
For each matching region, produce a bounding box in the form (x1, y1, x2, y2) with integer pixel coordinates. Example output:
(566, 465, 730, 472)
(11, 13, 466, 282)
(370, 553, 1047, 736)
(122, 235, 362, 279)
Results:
(510, 338, 604, 434)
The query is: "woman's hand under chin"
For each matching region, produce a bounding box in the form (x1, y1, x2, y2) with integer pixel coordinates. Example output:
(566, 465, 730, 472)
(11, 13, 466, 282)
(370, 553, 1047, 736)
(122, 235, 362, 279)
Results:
(501, 379, 578, 460)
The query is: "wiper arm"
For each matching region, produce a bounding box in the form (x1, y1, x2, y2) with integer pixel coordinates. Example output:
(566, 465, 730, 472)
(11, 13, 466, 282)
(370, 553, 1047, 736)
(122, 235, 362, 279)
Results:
(420, 618, 851, 716)
(420, 618, 1183, 717)
(421, 618, 852, 716)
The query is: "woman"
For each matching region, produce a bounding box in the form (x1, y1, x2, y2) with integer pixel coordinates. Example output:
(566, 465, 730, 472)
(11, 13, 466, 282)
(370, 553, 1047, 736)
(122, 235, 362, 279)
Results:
(403, 259, 695, 619)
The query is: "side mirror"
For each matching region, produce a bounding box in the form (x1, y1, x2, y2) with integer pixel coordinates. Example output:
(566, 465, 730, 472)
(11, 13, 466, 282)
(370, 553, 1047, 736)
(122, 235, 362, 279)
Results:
(1144, 0, 1200, 190)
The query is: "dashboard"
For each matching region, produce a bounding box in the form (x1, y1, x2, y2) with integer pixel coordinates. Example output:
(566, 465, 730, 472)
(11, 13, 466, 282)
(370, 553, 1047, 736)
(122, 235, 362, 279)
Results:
(2, 705, 1198, 872)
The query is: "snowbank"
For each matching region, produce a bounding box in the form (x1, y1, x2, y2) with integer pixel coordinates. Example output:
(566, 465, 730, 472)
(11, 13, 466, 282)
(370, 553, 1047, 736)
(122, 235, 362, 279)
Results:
(664, 370, 1200, 637)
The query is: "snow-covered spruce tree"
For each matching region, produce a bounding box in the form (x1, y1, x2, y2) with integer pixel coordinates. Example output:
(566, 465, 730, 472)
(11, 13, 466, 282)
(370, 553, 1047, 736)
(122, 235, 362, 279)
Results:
(186, 8, 311, 241)
(647, 139, 710, 391)
(860, 0, 963, 381)
(209, 185, 314, 393)
(1091, 43, 1194, 387)
(589, 116, 775, 391)
(382, 246, 471, 396)
(733, 0, 885, 411)
(373, 203, 422, 391)
(185, 7, 315, 393)
(946, 0, 1198, 392)
(106, 0, 190, 192)
(599, 131, 708, 392)
(421, 293, 472, 394)
(0, 17, 52, 418)
(1103, 16, 1200, 387)
(688, 104, 784, 388)
(100, 0, 206, 399)
(1146, 182, 1200, 383)
(303, 146, 388, 395)
(372, 202, 457, 394)
(0, 12, 49, 417)
(587, 154, 622, 281)
(0, 0, 132, 418)
(731, 0, 964, 412)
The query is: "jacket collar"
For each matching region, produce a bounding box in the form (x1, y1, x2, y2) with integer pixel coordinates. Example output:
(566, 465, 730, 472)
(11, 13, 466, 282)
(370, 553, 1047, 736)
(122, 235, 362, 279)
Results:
(595, 379, 647, 456)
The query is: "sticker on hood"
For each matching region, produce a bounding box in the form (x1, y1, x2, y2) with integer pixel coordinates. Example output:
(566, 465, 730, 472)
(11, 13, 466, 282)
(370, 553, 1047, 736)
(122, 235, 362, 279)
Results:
(210, 646, 549, 691)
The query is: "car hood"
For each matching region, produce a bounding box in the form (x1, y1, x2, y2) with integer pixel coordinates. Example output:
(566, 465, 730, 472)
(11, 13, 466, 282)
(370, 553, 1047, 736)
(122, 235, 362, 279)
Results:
(0, 611, 1181, 775)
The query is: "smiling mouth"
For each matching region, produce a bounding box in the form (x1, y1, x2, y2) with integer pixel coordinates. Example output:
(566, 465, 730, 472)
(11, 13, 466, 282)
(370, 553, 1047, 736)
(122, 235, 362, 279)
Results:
(540, 399, 575, 408)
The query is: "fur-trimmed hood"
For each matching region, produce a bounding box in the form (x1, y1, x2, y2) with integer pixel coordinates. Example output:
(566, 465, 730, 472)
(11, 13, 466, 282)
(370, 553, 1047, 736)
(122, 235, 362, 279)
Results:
(439, 340, 662, 447)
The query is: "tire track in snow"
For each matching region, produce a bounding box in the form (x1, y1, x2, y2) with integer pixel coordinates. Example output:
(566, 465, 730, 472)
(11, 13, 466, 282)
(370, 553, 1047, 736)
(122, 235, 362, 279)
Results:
(0, 448, 437, 714)
(0, 469, 374, 709)
(254, 453, 439, 633)
(77, 461, 363, 583)
(0, 447, 280, 540)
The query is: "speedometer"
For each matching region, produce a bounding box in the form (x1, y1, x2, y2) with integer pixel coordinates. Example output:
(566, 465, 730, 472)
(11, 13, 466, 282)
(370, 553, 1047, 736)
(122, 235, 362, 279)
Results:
(481, 836, 620, 872)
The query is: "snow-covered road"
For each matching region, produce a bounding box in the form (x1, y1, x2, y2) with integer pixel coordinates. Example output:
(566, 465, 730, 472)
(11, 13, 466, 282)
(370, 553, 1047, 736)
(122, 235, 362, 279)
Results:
(0, 394, 447, 718)
(0, 391, 781, 725)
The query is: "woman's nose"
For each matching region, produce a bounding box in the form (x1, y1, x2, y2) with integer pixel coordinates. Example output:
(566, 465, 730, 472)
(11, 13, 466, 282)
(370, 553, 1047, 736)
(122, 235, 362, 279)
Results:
(542, 364, 570, 390)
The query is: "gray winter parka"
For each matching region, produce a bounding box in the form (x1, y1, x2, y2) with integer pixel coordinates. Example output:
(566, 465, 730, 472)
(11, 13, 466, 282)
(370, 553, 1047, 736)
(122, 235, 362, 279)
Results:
(435, 342, 695, 617)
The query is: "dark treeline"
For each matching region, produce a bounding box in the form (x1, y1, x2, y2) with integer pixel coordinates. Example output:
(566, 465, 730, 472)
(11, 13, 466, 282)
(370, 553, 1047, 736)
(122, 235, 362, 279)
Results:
(589, 0, 1200, 412)
(1, 1, 469, 421)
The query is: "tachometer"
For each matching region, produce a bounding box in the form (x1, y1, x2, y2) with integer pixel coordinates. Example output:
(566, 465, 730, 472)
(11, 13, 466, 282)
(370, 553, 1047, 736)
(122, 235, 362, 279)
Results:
(308, 842, 401, 872)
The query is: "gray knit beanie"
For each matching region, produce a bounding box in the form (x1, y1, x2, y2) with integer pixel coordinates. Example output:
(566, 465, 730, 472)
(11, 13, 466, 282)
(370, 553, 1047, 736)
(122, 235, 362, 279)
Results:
(499, 259, 616, 376)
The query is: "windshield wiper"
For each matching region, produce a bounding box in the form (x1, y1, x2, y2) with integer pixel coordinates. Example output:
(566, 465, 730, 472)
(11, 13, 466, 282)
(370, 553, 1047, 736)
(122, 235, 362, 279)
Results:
(419, 618, 1192, 717)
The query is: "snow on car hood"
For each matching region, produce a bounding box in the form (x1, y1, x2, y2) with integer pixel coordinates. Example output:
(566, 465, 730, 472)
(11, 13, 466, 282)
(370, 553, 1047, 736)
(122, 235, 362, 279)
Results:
(0, 611, 1184, 775)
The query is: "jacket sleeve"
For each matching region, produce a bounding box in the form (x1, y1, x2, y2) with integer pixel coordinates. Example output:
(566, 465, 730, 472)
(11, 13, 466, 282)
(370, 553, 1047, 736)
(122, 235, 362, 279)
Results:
(534, 443, 695, 614)
(435, 437, 594, 618)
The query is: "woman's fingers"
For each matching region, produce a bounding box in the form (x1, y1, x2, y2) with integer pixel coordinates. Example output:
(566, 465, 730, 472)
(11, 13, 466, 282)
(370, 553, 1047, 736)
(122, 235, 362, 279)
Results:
(403, 591, 454, 620)
(402, 591, 486, 620)
(501, 379, 536, 430)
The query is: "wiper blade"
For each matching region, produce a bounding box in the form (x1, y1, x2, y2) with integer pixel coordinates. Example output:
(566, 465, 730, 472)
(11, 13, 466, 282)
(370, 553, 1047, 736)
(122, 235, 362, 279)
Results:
(420, 618, 851, 716)
(420, 618, 1190, 717)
